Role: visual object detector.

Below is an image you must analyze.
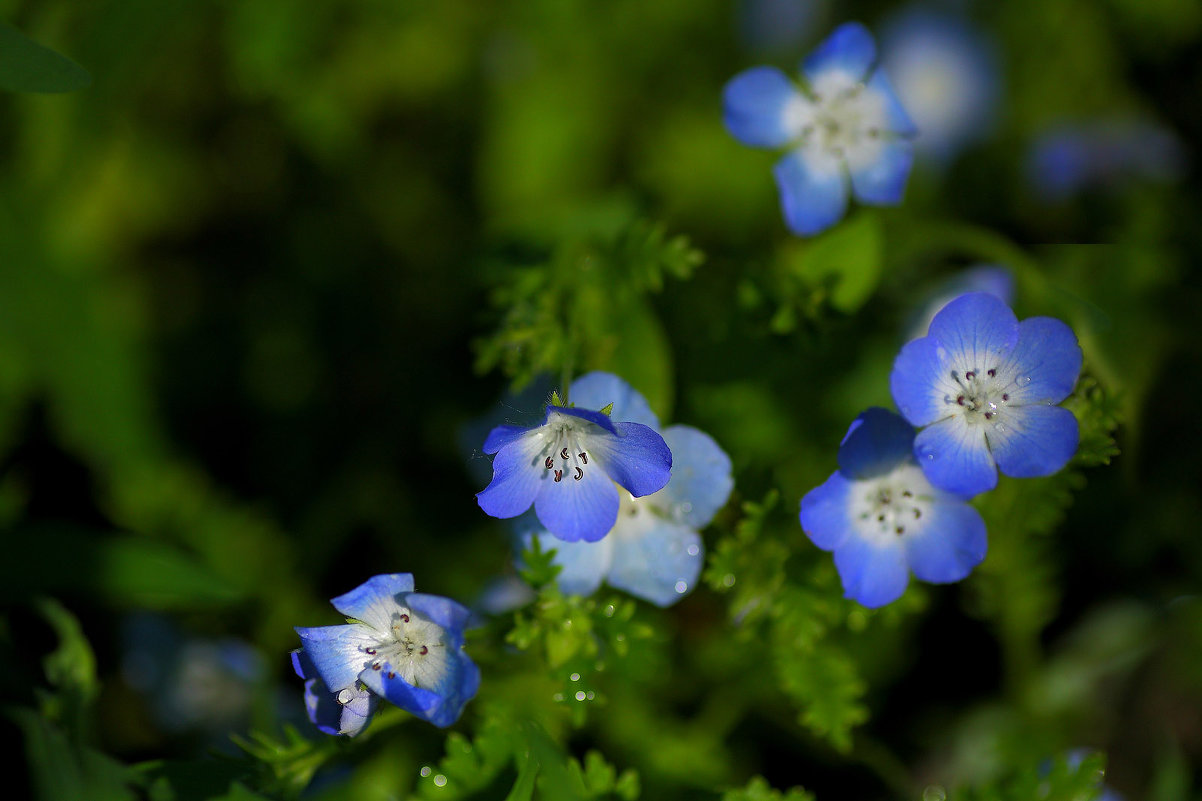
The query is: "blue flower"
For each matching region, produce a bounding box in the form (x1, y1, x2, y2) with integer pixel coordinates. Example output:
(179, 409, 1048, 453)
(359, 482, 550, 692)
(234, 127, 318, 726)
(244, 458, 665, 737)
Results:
(723, 21, 917, 236)
(800, 407, 987, 608)
(1028, 118, 1186, 201)
(524, 372, 734, 607)
(294, 573, 480, 731)
(477, 389, 673, 543)
(880, 9, 999, 164)
(891, 292, 1083, 497)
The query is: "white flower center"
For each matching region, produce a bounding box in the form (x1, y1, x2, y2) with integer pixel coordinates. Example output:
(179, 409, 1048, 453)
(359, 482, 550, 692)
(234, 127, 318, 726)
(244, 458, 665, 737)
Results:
(360, 608, 450, 689)
(537, 411, 595, 483)
(798, 70, 890, 172)
(852, 465, 932, 543)
(942, 366, 1024, 428)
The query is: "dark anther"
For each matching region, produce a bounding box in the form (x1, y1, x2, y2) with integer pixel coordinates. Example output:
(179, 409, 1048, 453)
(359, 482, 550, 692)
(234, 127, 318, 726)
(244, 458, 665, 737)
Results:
(914, 509, 921, 519)
(895, 526, 905, 535)
(574, 467, 583, 481)
(957, 395, 965, 405)
(902, 490, 913, 498)
(554, 469, 563, 482)
(420, 646, 429, 655)
(372, 664, 382, 671)
(387, 672, 395, 679)
(401, 614, 410, 623)
(545, 456, 554, 469)
(1002, 393, 1009, 401)
(966, 371, 976, 380)
(984, 412, 994, 420)
(877, 514, 885, 522)
(579, 452, 587, 464)
(365, 648, 377, 655)
(987, 368, 997, 377)
(561, 447, 570, 460)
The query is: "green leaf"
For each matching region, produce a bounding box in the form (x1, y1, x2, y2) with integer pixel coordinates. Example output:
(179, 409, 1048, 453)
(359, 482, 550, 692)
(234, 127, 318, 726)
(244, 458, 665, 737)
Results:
(721, 776, 814, 801)
(0, 22, 91, 93)
(789, 212, 883, 312)
(36, 598, 99, 733)
(11, 708, 136, 801)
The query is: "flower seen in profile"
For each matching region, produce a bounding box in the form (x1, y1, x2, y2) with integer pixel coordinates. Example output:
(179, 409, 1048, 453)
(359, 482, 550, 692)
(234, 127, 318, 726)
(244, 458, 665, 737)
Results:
(524, 372, 734, 607)
(723, 21, 917, 236)
(891, 292, 1083, 497)
(800, 407, 987, 608)
(477, 386, 673, 543)
(294, 573, 479, 732)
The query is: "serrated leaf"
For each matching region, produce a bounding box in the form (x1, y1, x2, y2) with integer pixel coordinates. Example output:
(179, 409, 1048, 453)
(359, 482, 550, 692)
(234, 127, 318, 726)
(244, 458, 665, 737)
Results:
(790, 213, 882, 312)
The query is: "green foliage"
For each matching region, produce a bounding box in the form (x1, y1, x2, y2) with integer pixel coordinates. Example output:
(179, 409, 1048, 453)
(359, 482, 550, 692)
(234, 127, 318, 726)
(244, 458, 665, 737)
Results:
(474, 218, 702, 399)
(229, 726, 335, 799)
(0, 22, 91, 93)
(12, 707, 137, 801)
(953, 752, 1107, 801)
(721, 776, 815, 801)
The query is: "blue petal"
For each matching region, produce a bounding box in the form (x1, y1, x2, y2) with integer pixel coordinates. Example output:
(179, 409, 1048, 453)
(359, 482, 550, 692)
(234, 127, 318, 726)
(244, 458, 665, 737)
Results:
(987, 404, 1079, 478)
(476, 430, 545, 520)
(302, 677, 342, 736)
(803, 22, 877, 85)
(913, 416, 996, 497)
(928, 292, 1019, 369)
(544, 534, 613, 598)
(534, 460, 621, 542)
(833, 536, 909, 608)
(338, 689, 378, 737)
(849, 138, 914, 205)
(657, 425, 733, 528)
(291, 648, 310, 680)
(723, 67, 807, 148)
(295, 624, 374, 691)
(483, 424, 533, 454)
(837, 407, 915, 480)
(548, 405, 619, 435)
(330, 574, 415, 630)
(1000, 317, 1082, 405)
(360, 653, 479, 728)
(865, 69, 918, 137)
(406, 593, 473, 647)
(799, 471, 853, 551)
(593, 421, 673, 498)
(904, 498, 987, 583)
(607, 517, 704, 607)
(891, 335, 953, 426)
(773, 149, 848, 236)
(570, 371, 660, 428)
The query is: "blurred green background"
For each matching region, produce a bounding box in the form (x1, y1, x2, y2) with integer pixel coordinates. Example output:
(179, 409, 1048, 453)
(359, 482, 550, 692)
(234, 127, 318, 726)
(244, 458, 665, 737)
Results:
(2, 0, 1201, 799)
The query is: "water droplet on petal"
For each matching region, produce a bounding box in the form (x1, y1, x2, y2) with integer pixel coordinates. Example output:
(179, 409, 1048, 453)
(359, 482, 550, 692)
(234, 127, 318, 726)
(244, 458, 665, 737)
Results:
(686, 544, 700, 556)
(995, 423, 1007, 433)
(336, 688, 354, 705)
(1017, 375, 1032, 387)
(674, 580, 688, 594)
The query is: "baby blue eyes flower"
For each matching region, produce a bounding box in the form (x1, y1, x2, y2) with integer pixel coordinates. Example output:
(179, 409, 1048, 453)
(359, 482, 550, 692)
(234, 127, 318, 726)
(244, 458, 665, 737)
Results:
(294, 573, 480, 732)
(723, 21, 917, 236)
(477, 394, 673, 543)
(800, 407, 987, 608)
(891, 292, 1083, 498)
(526, 373, 733, 607)
(880, 9, 999, 164)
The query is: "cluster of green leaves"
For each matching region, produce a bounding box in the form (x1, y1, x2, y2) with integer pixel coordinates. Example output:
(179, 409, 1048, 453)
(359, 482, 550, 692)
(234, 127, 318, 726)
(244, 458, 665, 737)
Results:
(953, 752, 1107, 801)
(475, 217, 703, 400)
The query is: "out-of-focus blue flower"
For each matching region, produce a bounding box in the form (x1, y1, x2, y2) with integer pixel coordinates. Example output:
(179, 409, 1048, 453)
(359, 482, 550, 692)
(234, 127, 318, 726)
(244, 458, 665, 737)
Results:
(524, 372, 734, 607)
(121, 614, 264, 737)
(905, 264, 1015, 342)
(880, 9, 999, 164)
(737, 0, 827, 55)
(723, 22, 917, 236)
(1029, 119, 1186, 201)
(800, 407, 987, 608)
(477, 386, 673, 543)
(891, 293, 1082, 497)
(294, 574, 479, 731)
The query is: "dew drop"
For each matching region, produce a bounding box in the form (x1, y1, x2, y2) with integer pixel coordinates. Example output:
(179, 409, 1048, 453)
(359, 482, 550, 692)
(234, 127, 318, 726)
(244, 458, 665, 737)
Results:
(586, 691, 596, 700)
(552, 692, 564, 702)
(686, 544, 700, 556)
(722, 573, 736, 587)
(433, 774, 447, 788)
(1017, 375, 1032, 387)
(575, 690, 587, 702)
(603, 604, 616, 617)
(569, 672, 581, 682)
(674, 580, 688, 594)
(420, 766, 432, 778)
(336, 688, 354, 705)
(922, 786, 947, 801)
